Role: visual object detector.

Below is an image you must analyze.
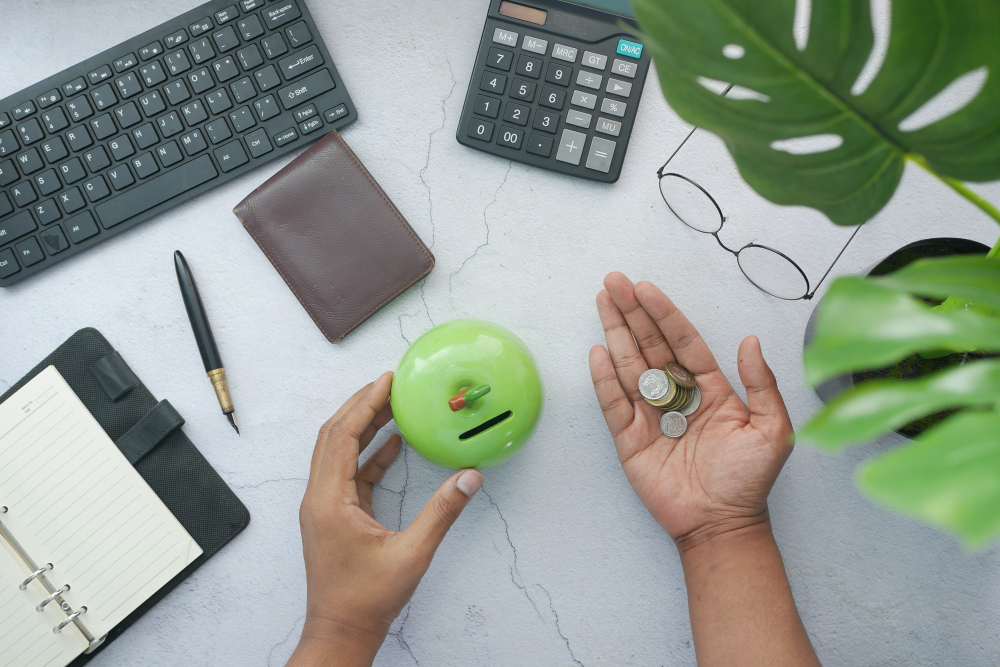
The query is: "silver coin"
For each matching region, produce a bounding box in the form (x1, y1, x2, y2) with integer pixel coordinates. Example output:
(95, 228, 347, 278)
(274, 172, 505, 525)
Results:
(638, 369, 670, 401)
(679, 386, 701, 416)
(660, 411, 687, 438)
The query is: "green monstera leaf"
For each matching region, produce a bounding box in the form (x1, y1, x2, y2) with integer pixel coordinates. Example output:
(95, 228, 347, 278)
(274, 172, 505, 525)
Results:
(631, 0, 1000, 225)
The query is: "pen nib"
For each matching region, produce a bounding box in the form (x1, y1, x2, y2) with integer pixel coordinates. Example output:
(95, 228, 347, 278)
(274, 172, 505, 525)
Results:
(227, 412, 240, 435)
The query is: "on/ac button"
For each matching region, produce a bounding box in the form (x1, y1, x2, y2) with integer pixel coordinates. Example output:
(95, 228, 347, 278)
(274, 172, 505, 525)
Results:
(616, 39, 643, 59)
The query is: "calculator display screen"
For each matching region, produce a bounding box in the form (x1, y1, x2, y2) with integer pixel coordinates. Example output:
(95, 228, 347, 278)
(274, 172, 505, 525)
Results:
(499, 1, 548, 24)
(564, 0, 635, 18)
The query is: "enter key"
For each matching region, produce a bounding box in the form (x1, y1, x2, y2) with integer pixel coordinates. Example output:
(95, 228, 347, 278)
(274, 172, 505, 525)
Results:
(278, 45, 323, 80)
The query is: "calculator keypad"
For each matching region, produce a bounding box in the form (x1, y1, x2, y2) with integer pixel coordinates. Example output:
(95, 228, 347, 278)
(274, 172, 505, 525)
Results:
(458, 10, 649, 183)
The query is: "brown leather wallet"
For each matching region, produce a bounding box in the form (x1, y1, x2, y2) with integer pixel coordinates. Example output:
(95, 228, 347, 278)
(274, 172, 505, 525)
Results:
(234, 131, 434, 343)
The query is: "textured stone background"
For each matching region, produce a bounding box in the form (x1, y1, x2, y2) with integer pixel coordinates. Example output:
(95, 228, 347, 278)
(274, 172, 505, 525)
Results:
(3, 1, 1000, 665)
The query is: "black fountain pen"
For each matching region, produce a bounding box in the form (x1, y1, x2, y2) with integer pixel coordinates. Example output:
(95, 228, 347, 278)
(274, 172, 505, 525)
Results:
(174, 250, 239, 434)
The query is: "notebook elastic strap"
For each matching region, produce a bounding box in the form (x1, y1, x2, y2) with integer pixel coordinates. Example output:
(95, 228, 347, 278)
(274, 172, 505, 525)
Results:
(115, 400, 185, 465)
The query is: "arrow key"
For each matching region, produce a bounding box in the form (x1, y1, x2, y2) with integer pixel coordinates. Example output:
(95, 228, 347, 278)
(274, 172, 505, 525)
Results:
(605, 78, 632, 97)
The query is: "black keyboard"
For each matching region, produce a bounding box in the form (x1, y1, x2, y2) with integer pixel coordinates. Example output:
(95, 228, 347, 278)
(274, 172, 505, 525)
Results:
(0, 0, 356, 287)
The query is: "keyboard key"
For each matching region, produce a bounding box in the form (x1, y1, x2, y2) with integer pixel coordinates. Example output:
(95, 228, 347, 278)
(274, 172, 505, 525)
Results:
(467, 118, 494, 142)
(254, 65, 281, 92)
(0, 193, 10, 217)
(62, 79, 87, 96)
(15, 237, 45, 266)
(181, 100, 208, 125)
(510, 79, 536, 102)
(521, 35, 548, 55)
(261, 34, 288, 59)
(552, 44, 578, 62)
(213, 26, 240, 53)
(190, 17, 213, 36)
(114, 102, 142, 128)
(166, 50, 192, 76)
(0, 130, 17, 157)
(254, 95, 281, 121)
(66, 97, 94, 123)
(324, 104, 348, 122)
(164, 80, 192, 106)
(0, 210, 37, 244)
(503, 101, 529, 126)
(606, 78, 632, 97)
(571, 89, 596, 109)
(531, 110, 558, 134)
(83, 146, 111, 172)
(35, 169, 61, 196)
(229, 106, 256, 132)
(277, 69, 336, 109)
(555, 128, 586, 165)
(596, 117, 622, 136)
(586, 136, 616, 173)
(241, 0, 264, 11)
(487, 47, 512, 72)
(132, 152, 159, 179)
(215, 5, 239, 24)
(156, 112, 183, 138)
(90, 84, 117, 111)
(139, 91, 167, 117)
(32, 199, 59, 224)
(132, 123, 159, 149)
(11, 102, 36, 120)
(273, 127, 298, 146)
(189, 38, 216, 65)
(65, 211, 100, 242)
(37, 89, 62, 109)
(0, 162, 15, 187)
(165, 30, 189, 49)
(83, 176, 110, 202)
(244, 128, 273, 157)
(492, 28, 518, 47)
(114, 53, 138, 72)
(611, 58, 638, 79)
(581, 51, 607, 70)
(39, 226, 69, 254)
(480, 71, 507, 95)
(41, 108, 68, 133)
(230, 77, 257, 103)
(188, 67, 214, 94)
(108, 164, 135, 190)
(41, 137, 69, 164)
(17, 119, 44, 145)
(238, 45, 263, 71)
(576, 70, 602, 90)
(139, 41, 163, 60)
(205, 119, 232, 144)
(109, 135, 135, 160)
(180, 129, 208, 155)
(214, 140, 249, 172)
(16, 148, 43, 175)
(58, 187, 86, 213)
(0, 114, 9, 129)
(213, 56, 240, 82)
(539, 86, 566, 110)
(88, 65, 113, 85)
(65, 127, 93, 151)
(516, 54, 542, 79)
(59, 158, 86, 184)
(278, 45, 323, 79)
(526, 133, 553, 157)
(600, 97, 626, 117)
(545, 63, 572, 87)
(90, 114, 116, 140)
(299, 117, 322, 135)
(566, 109, 591, 128)
(474, 95, 500, 119)
(139, 62, 166, 87)
(11, 182, 37, 207)
(496, 125, 523, 149)
(0, 249, 18, 278)
(156, 141, 184, 167)
(239, 15, 265, 41)
(285, 22, 312, 47)
(264, 1, 301, 29)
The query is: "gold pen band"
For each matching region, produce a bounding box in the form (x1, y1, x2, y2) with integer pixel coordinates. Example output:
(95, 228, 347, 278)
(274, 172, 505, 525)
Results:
(206, 367, 234, 414)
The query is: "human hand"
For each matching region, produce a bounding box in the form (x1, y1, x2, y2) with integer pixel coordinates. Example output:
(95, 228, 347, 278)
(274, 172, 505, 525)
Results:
(288, 372, 484, 667)
(589, 273, 794, 551)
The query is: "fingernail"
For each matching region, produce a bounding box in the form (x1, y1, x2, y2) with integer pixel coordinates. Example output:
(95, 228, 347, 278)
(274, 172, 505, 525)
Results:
(455, 469, 483, 497)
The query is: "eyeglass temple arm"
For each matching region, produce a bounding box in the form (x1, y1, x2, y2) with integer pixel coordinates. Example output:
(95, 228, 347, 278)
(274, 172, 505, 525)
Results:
(658, 84, 735, 175)
(807, 223, 865, 298)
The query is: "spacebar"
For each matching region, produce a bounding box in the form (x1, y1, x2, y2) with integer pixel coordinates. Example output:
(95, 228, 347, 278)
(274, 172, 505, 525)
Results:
(96, 155, 218, 228)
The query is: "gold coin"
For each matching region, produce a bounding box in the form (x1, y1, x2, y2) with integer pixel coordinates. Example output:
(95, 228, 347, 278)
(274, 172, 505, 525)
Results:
(665, 362, 696, 389)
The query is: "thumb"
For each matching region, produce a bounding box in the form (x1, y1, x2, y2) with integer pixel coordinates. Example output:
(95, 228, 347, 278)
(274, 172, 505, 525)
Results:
(737, 336, 794, 448)
(403, 469, 483, 559)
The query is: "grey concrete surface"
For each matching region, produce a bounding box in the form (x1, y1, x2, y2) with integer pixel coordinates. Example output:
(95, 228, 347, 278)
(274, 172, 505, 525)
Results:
(2, 1, 1000, 665)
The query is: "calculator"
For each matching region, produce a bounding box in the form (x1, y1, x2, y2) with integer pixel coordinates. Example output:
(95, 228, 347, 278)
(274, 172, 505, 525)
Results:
(456, 0, 650, 183)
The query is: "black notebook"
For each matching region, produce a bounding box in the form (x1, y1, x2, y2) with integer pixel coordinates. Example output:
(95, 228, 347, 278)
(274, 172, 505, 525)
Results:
(0, 328, 250, 666)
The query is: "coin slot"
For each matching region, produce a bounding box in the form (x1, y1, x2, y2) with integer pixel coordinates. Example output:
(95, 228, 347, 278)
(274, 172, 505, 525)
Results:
(459, 411, 513, 441)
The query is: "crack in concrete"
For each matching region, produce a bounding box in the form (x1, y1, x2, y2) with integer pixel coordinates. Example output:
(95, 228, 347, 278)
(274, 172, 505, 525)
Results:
(537, 584, 585, 667)
(267, 613, 305, 666)
(449, 162, 513, 291)
(234, 476, 307, 490)
(419, 56, 457, 251)
(397, 443, 411, 532)
(388, 603, 420, 665)
(482, 488, 543, 621)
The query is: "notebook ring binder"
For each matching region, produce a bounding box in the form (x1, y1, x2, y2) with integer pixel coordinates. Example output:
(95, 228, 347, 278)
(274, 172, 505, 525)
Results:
(20, 563, 53, 590)
(54, 606, 87, 634)
(36, 585, 70, 612)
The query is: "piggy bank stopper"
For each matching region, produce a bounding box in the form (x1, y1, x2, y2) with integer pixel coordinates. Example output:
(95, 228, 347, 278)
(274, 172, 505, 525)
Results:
(449, 385, 491, 411)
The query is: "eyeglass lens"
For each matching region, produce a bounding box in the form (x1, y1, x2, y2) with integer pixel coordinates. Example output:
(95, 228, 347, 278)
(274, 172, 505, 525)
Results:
(736, 245, 810, 300)
(658, 174, 723, 233)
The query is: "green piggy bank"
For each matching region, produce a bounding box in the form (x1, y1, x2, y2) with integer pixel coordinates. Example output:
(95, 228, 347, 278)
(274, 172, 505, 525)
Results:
(391, 319, 543, 469)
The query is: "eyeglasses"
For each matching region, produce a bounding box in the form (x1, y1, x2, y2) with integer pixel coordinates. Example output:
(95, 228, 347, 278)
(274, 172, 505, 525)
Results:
(657, 127, 862, 301)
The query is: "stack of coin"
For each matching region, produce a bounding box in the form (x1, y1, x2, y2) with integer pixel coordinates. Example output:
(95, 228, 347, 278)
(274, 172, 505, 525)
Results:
(638, 363, 702, 418)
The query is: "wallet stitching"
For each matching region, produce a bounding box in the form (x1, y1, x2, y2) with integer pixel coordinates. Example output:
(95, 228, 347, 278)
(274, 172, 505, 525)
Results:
(233, 132, 434, 343)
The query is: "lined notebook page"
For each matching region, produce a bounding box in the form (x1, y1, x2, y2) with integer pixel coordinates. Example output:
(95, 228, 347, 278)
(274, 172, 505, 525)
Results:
(0, 365, 202, 643)
(0, 540, 86, 667)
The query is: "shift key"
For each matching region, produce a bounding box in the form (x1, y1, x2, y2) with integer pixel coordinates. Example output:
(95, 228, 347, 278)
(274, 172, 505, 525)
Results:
(0, 210, 37, 245)
(278, 69, 335, 109)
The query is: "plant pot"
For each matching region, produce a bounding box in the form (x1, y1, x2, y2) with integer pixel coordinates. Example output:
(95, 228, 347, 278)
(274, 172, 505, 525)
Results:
(803, 236, 990, 439)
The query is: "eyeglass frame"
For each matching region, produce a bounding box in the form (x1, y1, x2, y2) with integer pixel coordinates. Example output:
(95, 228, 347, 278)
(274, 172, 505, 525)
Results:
(656, 123, 863, 301)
